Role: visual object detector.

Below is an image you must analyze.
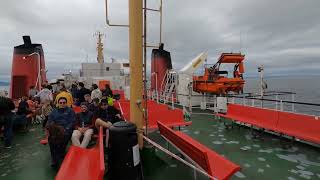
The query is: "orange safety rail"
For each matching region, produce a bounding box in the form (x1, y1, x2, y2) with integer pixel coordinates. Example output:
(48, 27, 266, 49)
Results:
(55, 127, 105, 180)
(218, 104, 320, 144)
(157, 121, 241, 180)
(117, 100, 192, 129)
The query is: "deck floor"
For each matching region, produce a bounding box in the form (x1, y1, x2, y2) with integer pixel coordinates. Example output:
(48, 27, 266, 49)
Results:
(1, 109, 320, 180)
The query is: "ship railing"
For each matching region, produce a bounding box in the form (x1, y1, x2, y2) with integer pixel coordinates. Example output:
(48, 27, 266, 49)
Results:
(147, 89, 320, 117)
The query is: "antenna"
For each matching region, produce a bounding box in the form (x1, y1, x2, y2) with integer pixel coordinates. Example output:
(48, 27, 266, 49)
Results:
(240, 31, 242, 53)
(94, 31, 105, 63)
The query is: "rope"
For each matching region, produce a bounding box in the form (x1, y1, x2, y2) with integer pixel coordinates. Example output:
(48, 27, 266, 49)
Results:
(117, 101, 127, 121)
(143, 135, 218, 180)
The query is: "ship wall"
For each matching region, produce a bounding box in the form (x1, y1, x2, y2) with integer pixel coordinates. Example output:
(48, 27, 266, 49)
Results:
(81, 63, 122, 77)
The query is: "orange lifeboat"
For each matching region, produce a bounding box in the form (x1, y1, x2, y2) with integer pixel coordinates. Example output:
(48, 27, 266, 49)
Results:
(193, 53, 245, 94)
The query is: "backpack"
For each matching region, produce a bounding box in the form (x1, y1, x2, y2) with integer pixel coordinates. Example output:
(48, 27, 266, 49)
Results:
(48, 123, 65, 145)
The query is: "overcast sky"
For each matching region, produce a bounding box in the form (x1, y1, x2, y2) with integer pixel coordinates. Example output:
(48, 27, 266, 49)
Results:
(0, 0, 320, 81)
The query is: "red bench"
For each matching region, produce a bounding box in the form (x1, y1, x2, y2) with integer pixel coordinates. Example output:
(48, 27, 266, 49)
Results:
(56, 127, 105, 180)
(157, 121, 241, 180)
(118, 100, 192, 129)
(218, 103, 320, 144)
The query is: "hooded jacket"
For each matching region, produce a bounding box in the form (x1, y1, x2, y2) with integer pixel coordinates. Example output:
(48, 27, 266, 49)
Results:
(48, 107, 75, 134)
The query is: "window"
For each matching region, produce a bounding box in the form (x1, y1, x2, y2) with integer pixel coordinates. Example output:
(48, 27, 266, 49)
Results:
(106, 67, 110, 71)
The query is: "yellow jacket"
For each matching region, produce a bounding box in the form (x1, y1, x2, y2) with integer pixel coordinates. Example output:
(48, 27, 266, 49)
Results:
(54, 91, 74, 107)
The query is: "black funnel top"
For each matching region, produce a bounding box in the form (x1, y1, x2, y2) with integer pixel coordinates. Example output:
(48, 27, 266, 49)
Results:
(23, 36, 32, 47)
(14, 36, 43, 55)
(152, 44, 172, 69)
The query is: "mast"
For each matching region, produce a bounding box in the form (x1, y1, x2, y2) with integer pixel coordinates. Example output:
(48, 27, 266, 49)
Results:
(129, 0, 144, 148)
(94, 31, 104, 63)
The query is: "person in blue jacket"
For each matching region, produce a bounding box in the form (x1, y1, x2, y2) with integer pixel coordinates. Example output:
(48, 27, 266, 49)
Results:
(47, 97, 75, 169)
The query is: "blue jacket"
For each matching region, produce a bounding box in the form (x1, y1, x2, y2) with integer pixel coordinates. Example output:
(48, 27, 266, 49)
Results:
(48, 107, 75, 134)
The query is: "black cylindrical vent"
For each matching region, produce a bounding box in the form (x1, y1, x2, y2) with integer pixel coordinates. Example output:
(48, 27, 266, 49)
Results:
(108, 121, 142, 180)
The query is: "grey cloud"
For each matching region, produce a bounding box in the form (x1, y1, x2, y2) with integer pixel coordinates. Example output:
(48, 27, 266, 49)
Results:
(0, 0, 320, 81)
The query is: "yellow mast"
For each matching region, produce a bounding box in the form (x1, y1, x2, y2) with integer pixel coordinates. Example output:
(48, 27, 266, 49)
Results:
(129, 0, 143, 148)
(95, 31, 104, 63)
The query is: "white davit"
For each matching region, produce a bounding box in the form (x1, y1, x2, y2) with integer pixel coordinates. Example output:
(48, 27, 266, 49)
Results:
(179, 52, 208, 75)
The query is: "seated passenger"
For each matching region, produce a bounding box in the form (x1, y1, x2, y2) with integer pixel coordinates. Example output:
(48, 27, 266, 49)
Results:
(91, 84, 102, 100)
(16, 96, 32, 128)
(71, 102, 94, 148)
(84, 94, 93, 105)
(95, 99, 122, 129)
(102, 84, 113, 98)
(47, 97, 75, 168)
(88, 98, 100, 114)
(54, 86, 73, 107)
(41, 99, 53, 128)
(17, 96, 32, 116)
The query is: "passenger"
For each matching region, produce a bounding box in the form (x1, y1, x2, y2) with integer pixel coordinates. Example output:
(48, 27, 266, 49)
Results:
(53, 80, 62, 93)
(76, 82, 91, 103)
(41, 99, 53, 129)
(95, 99, 122, 129)
(47, 97, 75, 168)
(28, 86, 38, 97)
(89, 98, 100, 114)
(0, 96, 15, 148)
(102, 84, 113, 98)
(54, 85, 73, 107)
(70, 83, 78, 101)
(71, 102, 94, 148)
(26, 96, 39, 124)
(91, 84, 102, 100)
(84, 94, 93, 105)
(17, 96, 33, 118)
(35, 84, 53, 103)
(27, 96, 36, 111)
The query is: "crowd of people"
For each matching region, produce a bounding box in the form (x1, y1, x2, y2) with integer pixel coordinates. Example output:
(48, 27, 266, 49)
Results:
(0, 81, 121, 169)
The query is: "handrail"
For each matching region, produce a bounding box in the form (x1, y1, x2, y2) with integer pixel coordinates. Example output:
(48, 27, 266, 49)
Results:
(105, 0, 129, 27)
(229, 96, 320, 107)
(143, 135, 218, 180)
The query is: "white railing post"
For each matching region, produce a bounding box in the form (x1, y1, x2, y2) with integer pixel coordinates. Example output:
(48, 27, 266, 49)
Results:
(242, 96, 245, 106)
(251, 99, 255, 107)
(280, 100, 284, 111)
(204, 93, 206, 109)
(171, 94, 174, 109)
(232, 97, 235, 104)
(292, 94, 295, 112)
(213, 95, 217, 113)
(275, 95, 278, 110)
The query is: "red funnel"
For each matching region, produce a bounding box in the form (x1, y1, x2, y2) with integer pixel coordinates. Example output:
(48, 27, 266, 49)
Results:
(10, 36, 47, 99)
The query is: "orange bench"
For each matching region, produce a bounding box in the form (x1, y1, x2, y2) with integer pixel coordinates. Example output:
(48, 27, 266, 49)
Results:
(157, 121, 240, 180)
(218, 103, 320, 144)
